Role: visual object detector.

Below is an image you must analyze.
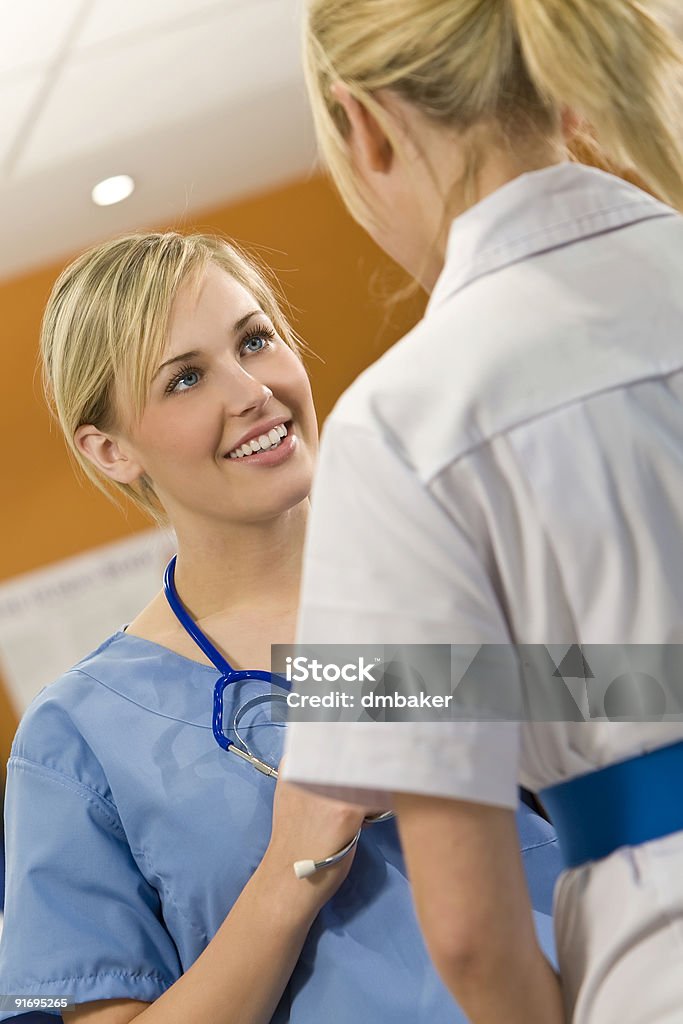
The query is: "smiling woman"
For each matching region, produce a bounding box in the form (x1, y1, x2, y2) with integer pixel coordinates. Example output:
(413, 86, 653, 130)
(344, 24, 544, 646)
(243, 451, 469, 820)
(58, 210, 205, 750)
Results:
(67, 255, 318, 533)
(0, 231, 562, 1024)
(41, 234, 314, 527)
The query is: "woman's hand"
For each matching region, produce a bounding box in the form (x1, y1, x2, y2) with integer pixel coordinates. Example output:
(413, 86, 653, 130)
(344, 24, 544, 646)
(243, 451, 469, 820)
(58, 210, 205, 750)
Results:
(260, 761, 367, 915)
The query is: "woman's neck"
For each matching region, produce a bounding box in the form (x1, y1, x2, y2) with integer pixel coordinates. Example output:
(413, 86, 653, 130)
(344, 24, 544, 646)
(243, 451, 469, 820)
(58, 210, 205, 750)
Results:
(418, 125, 568, 292)
(171, 500, 309, 624)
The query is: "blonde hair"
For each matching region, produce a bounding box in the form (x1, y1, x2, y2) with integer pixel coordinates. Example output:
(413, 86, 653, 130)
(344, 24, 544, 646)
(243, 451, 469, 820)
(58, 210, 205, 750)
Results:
(41, 232, 304, 522)
(304, 0, 683, 225)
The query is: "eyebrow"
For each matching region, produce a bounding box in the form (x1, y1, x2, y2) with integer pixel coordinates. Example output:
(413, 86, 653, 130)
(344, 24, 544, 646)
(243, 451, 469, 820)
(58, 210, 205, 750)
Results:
(154, 309, 263, 378)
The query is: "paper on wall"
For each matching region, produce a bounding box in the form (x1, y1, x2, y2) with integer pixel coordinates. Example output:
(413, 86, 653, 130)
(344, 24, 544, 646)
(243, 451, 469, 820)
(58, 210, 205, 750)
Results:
(0, 529, 175, 715)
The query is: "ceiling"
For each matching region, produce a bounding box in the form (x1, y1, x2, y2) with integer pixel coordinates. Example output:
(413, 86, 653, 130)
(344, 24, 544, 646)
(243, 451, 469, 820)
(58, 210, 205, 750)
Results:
(2, 1, 681, 283)
(0, 0, 318, 281)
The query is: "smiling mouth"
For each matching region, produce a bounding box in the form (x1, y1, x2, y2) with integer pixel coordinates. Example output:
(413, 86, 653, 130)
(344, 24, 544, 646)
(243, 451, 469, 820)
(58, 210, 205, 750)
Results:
(227, 422, 289, 459)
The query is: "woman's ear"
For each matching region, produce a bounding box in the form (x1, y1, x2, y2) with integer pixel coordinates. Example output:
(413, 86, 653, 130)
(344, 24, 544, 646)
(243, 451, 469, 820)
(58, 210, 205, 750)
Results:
(74, 424, 145, 485)
(330, 81, 394, 176)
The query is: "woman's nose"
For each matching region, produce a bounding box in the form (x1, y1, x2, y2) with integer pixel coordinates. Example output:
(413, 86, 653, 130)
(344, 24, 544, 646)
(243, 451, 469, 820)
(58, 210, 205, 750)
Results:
(223, 365, 273, 416)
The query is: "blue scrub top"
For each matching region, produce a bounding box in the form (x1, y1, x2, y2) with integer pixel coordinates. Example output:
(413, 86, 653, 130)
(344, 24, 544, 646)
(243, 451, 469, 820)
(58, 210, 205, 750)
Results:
(0, 631, 561, 1021)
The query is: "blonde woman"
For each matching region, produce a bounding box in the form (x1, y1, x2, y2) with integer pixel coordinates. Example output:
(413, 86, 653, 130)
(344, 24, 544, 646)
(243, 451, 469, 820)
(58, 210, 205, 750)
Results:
(283, 2, 683, 1023)
(0, 233, 560, 1024)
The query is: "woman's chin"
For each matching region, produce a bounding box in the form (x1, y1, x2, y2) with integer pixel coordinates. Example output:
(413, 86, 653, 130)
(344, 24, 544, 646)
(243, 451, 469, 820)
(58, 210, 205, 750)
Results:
(244, 480, 313, 524)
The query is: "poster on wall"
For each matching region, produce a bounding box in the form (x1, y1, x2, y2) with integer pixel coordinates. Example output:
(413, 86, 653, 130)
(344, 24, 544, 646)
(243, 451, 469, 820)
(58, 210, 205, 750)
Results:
(0, 529, 175, 714)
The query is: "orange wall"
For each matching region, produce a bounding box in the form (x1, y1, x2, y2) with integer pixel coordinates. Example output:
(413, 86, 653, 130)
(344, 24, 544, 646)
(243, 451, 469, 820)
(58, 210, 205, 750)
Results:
(0, 172, 426, 764)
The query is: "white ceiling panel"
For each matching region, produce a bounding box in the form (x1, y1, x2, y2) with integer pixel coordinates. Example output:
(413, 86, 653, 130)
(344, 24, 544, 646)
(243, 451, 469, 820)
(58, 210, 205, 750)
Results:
(0, 0, 317, 279)
(0, 0, 84, 78)
(0, 79, 317, 280)
(74, 0, 235, 51)
(0, 71, 46, 166)
(15, 0, 301, 177)
(0, 0, 681, 282)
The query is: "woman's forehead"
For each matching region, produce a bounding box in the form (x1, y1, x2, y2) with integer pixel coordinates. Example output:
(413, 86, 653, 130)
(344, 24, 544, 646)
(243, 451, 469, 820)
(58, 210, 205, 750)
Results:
(163, 265, 259, 349)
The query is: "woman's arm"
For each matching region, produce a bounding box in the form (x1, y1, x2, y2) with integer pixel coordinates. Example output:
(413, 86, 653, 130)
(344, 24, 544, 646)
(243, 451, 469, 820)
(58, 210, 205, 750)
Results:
(72, 777, 366, 1024)
(393, 793, 565, 1024)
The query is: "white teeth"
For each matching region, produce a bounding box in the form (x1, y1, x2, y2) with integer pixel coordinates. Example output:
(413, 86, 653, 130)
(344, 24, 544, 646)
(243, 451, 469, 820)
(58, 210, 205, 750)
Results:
(228, 422, 289, 460)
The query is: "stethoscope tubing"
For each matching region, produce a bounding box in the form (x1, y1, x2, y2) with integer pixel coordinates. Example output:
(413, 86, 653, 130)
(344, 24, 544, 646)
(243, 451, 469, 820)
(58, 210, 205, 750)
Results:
(163, 555, 392, 877)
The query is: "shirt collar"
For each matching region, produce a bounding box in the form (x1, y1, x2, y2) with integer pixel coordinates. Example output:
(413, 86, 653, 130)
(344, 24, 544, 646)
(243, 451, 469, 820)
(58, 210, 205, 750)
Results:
(74, 630, 284, 732)
(427, 162, 675, 314)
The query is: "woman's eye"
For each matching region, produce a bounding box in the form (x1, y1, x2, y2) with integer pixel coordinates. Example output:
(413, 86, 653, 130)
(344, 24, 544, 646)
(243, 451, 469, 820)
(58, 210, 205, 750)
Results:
(167, 368, 201, 394)
(243, 336, 266, 353)
(242, 326, 275, 354)
(178, 370, 200, 389)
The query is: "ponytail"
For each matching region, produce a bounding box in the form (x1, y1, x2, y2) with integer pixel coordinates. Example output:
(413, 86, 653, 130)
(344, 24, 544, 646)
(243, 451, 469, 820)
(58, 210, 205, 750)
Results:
(510, 0, 683, 210)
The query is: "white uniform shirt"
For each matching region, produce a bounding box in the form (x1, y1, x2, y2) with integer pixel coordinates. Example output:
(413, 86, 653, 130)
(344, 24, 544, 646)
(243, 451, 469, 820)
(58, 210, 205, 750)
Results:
(284, 163, 683, 809)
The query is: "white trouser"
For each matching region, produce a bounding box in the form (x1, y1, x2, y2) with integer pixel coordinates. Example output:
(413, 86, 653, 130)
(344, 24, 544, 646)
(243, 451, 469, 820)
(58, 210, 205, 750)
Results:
(555, 828, 683, 1022)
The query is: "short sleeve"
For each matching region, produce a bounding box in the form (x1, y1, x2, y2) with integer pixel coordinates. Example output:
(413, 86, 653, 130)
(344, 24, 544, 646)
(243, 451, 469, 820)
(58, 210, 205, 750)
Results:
(0, 749, 181, 1018)
(284, 417, 520, 810)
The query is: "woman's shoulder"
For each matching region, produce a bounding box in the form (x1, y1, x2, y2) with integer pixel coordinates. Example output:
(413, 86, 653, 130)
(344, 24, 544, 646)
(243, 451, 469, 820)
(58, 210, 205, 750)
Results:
(5, 635, 124, 811)
(11, 618, 215, 785)
(10, 625, 180, 776)
(19, 627, 123, 705)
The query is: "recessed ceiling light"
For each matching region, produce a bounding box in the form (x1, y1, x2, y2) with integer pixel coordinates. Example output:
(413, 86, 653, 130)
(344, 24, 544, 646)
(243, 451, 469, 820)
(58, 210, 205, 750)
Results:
(91, 175, 135, 207)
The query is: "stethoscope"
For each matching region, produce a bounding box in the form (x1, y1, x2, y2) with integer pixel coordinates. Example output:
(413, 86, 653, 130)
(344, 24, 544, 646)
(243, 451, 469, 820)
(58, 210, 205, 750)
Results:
(163, 555, 392, 879)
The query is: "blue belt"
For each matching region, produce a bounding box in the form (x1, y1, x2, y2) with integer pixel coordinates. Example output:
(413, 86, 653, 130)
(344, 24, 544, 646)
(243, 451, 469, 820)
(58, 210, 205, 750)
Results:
(539, 739, 683, 870)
